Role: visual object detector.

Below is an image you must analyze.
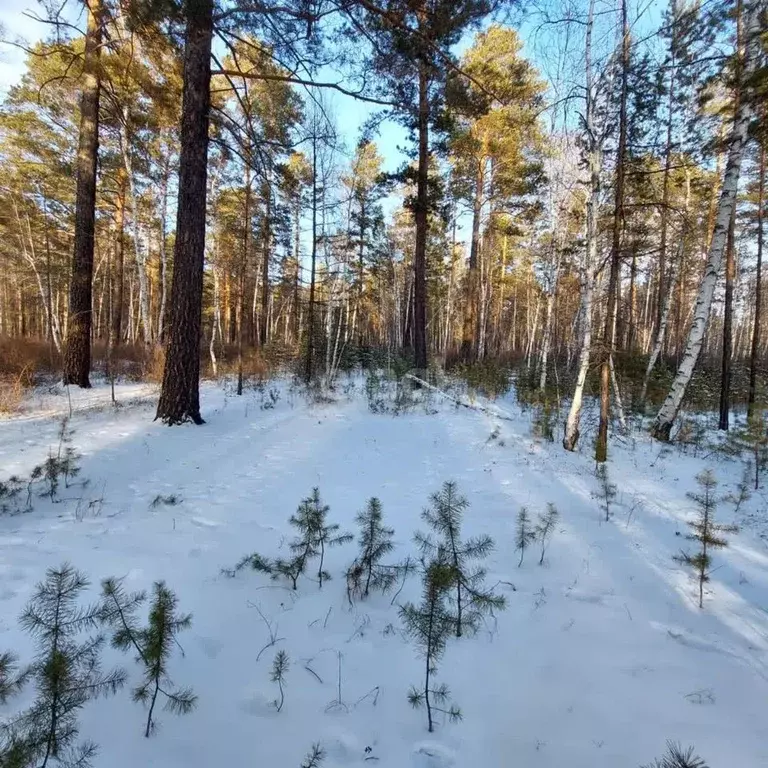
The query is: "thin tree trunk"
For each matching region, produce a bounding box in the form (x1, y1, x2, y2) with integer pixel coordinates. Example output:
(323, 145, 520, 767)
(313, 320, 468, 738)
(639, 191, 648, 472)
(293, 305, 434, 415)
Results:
(652, 0, 761, 440)
(748, 136, 765, 419)
(595, 0, 629, 463)
(260, 177, 271, 347)
(413, 57, 429, 370)
(156, 0, 213, 424)
(63, 0, 103, 387)
(305, 135, 318, 383)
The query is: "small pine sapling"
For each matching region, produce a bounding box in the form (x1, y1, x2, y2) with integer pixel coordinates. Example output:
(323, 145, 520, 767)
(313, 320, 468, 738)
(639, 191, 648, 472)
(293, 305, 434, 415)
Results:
(17, 564, 126, 767)
(595, 463, 617, 521)
(515, 507, 536, 567)
(0, 475, 23, 515)
(400, 560, 461, 732)
(270, 650, 289, 712)
(308, 488, 353, 588)
(730, 410, 768, 489)
(56, 417, 81, 489)
(415, 481, 505, 637)
(535, 504, 559, 565)
(725, 462, 752, 514)
(674, 470, 738, 609)
(100, 578, 196, 736)
(300, 743, 325, 768)
(641, 741, 708, 768)
(346, 497, 398, 602)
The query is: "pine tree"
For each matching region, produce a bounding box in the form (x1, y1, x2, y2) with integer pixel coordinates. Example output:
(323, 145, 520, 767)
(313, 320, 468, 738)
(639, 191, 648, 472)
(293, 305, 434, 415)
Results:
(270, 650, 289, 712)
(729, 410, 768, 489)
(725, 462, 752, 514)
(346, 497, 398, 602)
(515, 507, 536, 567)
(309, 489, 353, 589)
(100, 578, 196, 737)
(641, 741, 708, 768)
(535, 504, 559, 565)
(595, 464, 617, 521)
(415, 481, 505, 637)
(674, 470, 737, 608)
(15, 564, 125, 767)
(300, 743, 325, 768)
(400, 560, 462, 733)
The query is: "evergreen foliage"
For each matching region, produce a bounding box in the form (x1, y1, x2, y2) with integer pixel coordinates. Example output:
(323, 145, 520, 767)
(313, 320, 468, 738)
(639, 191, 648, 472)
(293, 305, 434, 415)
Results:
(535, 504, 559, 565)
(270, 650, 289, 712)
(100, 577, 196, 737)
(400, 560, 462, 733)
(0, 651, 26, 705)
(728, 410, 768, 489)
(346, 497, 398, 602)
(595, 464, 617, 521)
(415, 481, 505, 637)
(725, 462, 752, 514)
(300, 743, 325, 768)
(11, 564, 126, 768)
(641, 741, 708, 768)
(0, 475, 23, 515)
(515, 506, 536, 567)
(674, 470, 737, 608)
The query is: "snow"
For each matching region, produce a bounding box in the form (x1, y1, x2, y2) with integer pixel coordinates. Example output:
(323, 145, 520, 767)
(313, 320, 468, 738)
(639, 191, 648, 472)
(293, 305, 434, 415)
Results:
(1, 376, 768, 767)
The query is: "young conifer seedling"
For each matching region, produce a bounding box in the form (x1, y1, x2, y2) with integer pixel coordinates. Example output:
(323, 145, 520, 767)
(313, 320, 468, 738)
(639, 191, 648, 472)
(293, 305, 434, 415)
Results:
(271, 650, 289, 712)
(415, 481, 505, 637)
(16, 564, 126, 767)
(308, 488, 353, 588)
(535, 504, 559, 565)
(674, 470, 738, 608)
(595, 464, 617, 521)
(641, 740, 708, 768)
(400, 559, 461, 732)
(346, 497, 398, 602)
(0, 651, 26, 705)
(515, 507, 536, 567)
(100, 577, 196, 736)
(725, 462, 752, 514)
(300, 743, 325, 768)
(729, 410, 768, 489)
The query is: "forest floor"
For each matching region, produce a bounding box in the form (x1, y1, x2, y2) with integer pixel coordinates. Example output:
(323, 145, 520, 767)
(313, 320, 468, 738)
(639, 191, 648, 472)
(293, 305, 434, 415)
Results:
(1, 375, 767, 768)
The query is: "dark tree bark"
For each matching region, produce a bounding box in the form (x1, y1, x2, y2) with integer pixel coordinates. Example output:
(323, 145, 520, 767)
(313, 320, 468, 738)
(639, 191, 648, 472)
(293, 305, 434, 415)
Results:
(111, 170, 126, 346)
(156, 0, 213, 425)
(413, 60, 429, 370)
(596, 0, 628, 462)
(63, 0, 103, 388)
(237, 165, 251, 396)
(260, 178, 271, 347)
(461, 159, 483, 362)
(748, 137, 765, 419)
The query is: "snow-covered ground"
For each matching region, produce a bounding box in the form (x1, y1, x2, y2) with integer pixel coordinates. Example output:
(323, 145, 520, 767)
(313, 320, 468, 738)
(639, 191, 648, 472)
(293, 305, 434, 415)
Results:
(1, 376, 767, 767)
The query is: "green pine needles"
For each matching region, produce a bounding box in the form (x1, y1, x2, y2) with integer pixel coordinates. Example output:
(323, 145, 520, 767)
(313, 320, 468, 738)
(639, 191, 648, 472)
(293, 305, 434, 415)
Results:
(0, 652, 26, 706)
(415, 481, 505, 637)
(595, 464, 617, 521)
(400, 560, 462, 733)
(641, 741, 708, 768)
(674, 470, 737, 608)
(270, 650, 289, 712)
(231, 488, 352, 590)
(515, 507, 537, 567)
(535, 504, 559, 565)
(346, 497, 399, 602)
(10, 564, 126, 768)
(100, 577, 197, 737)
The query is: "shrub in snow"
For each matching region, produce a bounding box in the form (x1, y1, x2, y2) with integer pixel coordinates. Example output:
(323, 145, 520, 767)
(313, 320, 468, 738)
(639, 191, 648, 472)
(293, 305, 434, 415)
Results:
(270, 650, 289, 712)
(400, 559, 461, 733)
(415, 481, 505, 637)
(674, 469, 738, 609)
(515, 506, 536, 567)
(725, 462, 752, 514)
(535, 504, 559, 565)
(594, 463, 617, 521)
(346, 497, 400, 603)
(531, 401, 556, 442)
(9, 564, 126, 768)
(641, 741, 708, 768)
(0, 475, 23, 515)
(100, 577, 196, 737)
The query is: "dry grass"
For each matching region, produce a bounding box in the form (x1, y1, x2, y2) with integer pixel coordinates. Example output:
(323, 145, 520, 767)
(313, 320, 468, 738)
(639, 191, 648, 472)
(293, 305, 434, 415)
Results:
(0, 337, 57, 413)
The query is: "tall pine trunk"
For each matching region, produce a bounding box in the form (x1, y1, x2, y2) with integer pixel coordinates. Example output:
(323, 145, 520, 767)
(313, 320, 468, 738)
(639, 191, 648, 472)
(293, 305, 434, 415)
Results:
(63, 0, 103, 388)
(413, 59, 429, 370)
(156, 0, 213, 425)
(652, 0, 761, 440)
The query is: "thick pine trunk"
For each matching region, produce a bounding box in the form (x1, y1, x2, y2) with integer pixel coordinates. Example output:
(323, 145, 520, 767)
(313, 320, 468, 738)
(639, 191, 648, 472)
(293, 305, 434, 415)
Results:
(652, 0, 760, 440)
(462, 158, 483, 361)
(413, 60, 429, 370)
(260, 180, 271, 347)
(156, 0, 212, 424)
(63, 0, 103, 388)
